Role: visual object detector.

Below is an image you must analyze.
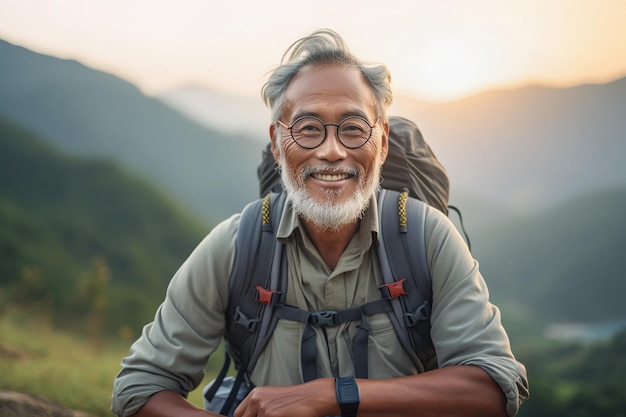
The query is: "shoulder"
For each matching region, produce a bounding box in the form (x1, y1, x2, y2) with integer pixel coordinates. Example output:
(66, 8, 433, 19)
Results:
(420, 202, 468, 252)
(400, 195, 460, 250)
(189, 213, 241, 265)
(166, 214, 241, 306)
(414, 201, 476, 286)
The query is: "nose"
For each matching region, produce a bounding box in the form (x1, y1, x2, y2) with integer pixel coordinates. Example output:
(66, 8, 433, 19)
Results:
(315, 125, 347, 161)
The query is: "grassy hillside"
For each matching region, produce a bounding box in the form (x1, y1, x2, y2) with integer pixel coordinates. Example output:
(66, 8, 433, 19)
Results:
(0, 117, 206, 334)
(0, 309, 222, 417)
(516, 329, 626, 417)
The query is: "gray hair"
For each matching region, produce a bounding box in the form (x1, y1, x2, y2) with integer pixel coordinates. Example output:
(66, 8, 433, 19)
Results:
(261, 29, 393, 125)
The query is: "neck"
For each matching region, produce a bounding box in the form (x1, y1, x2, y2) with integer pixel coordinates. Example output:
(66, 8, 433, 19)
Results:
(301, 217, 360, 270)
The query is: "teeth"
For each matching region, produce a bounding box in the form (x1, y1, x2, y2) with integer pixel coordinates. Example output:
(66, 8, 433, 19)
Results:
(314, 173, 350, 181)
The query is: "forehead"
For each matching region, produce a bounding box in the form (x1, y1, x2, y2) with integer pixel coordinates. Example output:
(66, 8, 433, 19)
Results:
(282, 64, 377, 120)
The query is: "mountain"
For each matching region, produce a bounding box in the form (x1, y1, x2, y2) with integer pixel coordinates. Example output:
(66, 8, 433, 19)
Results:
(391, 78, 626, 214)
(158, 75, 626, 233)
(2, 38, 624, 329)
(474, 186, 626, 325)
(0, 39, 265, 225)
(5, 37, 624, 232)
(0, 116, 206, 332)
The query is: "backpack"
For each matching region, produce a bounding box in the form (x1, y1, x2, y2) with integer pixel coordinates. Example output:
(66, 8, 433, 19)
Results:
(204, 116, 466, 416)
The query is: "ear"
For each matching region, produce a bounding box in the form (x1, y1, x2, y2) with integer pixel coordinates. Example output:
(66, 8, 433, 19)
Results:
(269, 123, 281, 163)
(379, 119, 390, 163)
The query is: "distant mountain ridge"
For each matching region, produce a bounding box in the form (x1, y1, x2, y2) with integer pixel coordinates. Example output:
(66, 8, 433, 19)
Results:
(4, 37, 625, 228)
(1, 38, 625, 327)
(157, 71, 626, 227)
(0, 39, 265, 225)
(474, 185, 626, 324)
(394, 77, 626, 213)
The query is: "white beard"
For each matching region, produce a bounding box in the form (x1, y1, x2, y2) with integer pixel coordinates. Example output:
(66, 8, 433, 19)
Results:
(279, 161, 381, 231)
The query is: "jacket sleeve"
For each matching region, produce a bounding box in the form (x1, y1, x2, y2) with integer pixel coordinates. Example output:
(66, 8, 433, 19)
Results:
(424, 207, 530, 416)
(111, 215, 239, 417)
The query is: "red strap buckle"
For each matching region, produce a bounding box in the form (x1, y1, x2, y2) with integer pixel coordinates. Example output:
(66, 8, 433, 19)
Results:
(255, 286, 280, 305)
(381, 279, 408, 298)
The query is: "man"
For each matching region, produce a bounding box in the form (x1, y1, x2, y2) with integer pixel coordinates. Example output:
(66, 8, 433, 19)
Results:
(112, 29, 529, 417)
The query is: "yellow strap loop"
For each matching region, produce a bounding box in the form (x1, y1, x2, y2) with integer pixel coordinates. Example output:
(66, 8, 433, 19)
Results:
(262, 193, 271, 225)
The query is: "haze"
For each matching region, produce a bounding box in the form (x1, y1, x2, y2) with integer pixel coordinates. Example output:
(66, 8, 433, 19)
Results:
(1, 0, 626, 101)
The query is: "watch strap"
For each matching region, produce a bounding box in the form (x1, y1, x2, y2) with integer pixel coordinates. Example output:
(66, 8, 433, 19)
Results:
(335, 376, 360, 417)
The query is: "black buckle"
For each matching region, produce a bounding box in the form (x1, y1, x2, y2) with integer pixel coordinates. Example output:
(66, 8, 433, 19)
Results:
(309, 310, 338, 327)
(233, 306, 259, 331)
(403, 301, 431, 327)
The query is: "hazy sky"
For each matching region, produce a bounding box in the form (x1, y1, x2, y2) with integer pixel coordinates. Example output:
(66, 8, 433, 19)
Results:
(1, 0, 625, 101)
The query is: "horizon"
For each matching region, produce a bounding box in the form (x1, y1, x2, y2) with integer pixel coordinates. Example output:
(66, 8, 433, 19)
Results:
(1, 0, 626, 102)
(3, 34, 625, 107)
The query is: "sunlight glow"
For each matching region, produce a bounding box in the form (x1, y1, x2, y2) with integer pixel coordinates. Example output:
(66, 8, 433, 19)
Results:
(416, 41, 491, 101)
(0, 0, 625, 102)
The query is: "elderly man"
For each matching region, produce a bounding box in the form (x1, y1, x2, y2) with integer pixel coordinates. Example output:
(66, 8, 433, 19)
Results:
(112, 29, 529, 417)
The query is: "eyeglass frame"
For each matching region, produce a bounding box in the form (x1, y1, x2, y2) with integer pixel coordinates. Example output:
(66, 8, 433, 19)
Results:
(277, 115, 379, 149)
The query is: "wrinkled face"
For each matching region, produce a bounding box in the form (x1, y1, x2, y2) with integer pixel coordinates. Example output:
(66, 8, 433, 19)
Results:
(270, 64, 389, 230)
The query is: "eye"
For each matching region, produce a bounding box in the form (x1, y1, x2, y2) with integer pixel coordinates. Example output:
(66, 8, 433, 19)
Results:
(293, 118, 324, 136)
(339, 119, 368, 137)
(301, 124, 322, 132)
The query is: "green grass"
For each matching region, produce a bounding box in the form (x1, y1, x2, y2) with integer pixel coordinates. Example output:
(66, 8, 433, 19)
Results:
(0, 309, 219, 416)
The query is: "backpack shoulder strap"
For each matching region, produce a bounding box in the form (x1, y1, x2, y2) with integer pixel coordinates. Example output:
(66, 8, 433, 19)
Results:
(377, 188, 438, 372)
(205, 192, 286, 415)
(225, 191, 287, 371)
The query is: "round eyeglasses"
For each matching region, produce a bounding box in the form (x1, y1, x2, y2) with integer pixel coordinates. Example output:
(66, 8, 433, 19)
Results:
(277, 116, 377, 149)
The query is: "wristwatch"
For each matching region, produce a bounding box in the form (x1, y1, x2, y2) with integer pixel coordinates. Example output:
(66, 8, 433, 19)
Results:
(335, 376, 360, 417)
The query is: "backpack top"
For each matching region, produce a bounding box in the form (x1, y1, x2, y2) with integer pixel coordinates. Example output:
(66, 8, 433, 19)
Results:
(257, 116, 450, 214)
(382, 116, 449, 214)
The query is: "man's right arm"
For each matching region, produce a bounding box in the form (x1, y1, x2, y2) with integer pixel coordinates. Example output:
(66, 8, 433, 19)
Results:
(111, 215, 240, 417)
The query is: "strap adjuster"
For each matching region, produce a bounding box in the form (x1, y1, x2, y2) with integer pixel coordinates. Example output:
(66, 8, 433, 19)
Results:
(255, 285, 281, 305)
(379, 279, 408, 299)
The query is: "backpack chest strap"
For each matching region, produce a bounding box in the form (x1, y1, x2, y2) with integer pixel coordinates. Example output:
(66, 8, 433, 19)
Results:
(273, 298, 393, 381)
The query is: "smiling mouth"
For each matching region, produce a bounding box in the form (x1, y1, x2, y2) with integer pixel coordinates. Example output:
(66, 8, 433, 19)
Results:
(311, 173, 352, 182)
